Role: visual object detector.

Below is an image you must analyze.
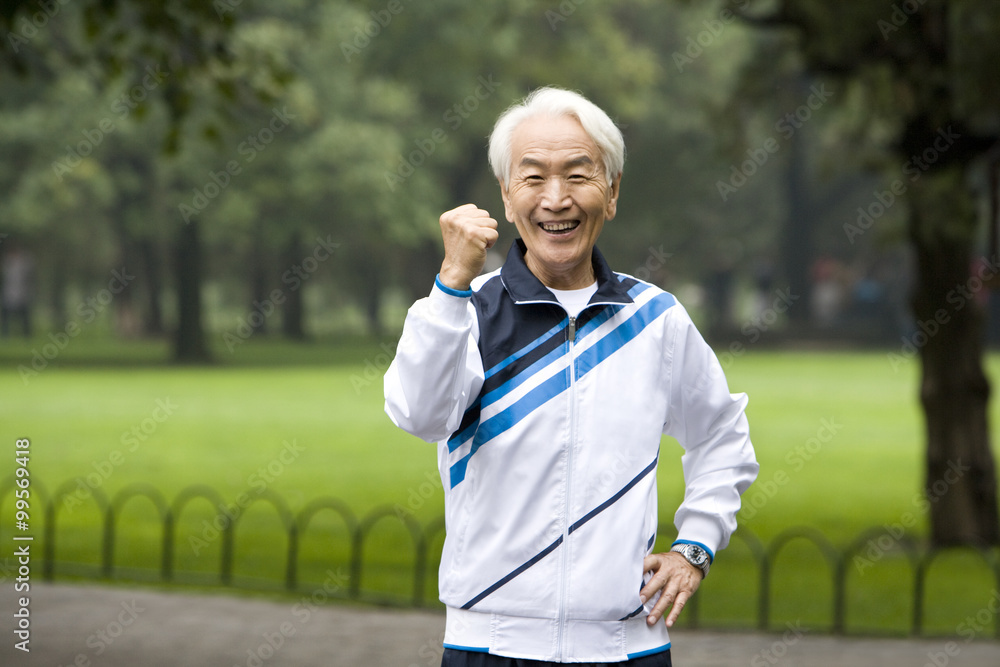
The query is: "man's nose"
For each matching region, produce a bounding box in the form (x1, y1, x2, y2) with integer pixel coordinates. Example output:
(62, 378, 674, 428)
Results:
(540, 178, 571, 210)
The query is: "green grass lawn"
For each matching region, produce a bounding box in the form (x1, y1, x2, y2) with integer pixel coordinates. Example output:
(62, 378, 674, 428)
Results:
(1, 336, 999, 638)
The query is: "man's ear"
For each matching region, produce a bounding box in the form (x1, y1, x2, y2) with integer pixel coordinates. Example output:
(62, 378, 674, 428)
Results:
(499, 179, 515, 223)
(604, 173, 622, 222)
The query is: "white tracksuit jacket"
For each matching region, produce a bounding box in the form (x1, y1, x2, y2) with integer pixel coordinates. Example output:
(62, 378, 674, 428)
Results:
(384, 241, 759, 663)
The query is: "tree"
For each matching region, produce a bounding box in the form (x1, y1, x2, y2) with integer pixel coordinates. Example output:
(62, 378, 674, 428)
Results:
(1, 1, 270, 157)
(2, 0, 288, 362)
(348, 0, 669, 309)
(3, 0, 776, 346)
(731, 0, 1000, 545)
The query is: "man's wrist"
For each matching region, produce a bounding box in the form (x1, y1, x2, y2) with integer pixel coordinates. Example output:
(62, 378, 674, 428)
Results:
(435, 273, 473, 298)
(669, 543, 711, 577)
(436, 262, 475, 294)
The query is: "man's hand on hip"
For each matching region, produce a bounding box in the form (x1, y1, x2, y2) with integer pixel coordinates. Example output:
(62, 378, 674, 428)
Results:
(438, 204, 499, 292)
(639, 551, 703, 628)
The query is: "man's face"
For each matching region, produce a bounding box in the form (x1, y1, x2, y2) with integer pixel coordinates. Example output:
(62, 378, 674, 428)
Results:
(500, 114, 621, 289)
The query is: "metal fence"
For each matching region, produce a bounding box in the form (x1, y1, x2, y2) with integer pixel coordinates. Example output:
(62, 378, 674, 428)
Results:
(3, 476, 999, 638)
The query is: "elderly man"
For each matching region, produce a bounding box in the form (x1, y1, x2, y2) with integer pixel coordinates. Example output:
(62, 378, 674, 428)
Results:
(384, 87, 758, 666)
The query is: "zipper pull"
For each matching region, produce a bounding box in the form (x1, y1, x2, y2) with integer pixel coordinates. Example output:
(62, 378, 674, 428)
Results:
(568, 316, 576, 342)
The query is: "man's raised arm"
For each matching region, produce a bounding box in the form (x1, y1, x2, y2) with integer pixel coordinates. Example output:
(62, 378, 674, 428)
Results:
(383, 205, 497, 442)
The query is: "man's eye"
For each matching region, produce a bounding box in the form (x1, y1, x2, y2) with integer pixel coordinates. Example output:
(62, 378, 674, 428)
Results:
(569, 174, 586, 181)
(526, 175, 544, 182)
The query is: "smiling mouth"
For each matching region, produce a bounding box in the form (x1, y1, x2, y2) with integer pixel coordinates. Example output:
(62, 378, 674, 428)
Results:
(538, 220, 580, 234)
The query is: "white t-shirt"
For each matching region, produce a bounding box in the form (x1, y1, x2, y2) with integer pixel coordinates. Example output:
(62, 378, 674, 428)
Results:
(548, 283, 598, 319)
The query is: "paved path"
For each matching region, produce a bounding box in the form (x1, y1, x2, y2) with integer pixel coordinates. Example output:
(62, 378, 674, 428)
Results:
(2, 582, 998, 666)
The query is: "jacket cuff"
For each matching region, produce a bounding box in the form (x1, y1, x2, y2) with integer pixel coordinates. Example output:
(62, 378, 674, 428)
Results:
(673, 513, 724, 560)
(435, 274, 473, 298)
(670, 539, 715, 563)
(426, 275, 473, 326)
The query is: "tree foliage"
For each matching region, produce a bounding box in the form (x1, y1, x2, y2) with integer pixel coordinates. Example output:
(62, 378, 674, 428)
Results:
(722, 0, 1000, 545)
(3, 0, 998, 539)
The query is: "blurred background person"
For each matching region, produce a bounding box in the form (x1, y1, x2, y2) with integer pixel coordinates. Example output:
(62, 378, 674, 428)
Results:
(1, 239, 35, 338)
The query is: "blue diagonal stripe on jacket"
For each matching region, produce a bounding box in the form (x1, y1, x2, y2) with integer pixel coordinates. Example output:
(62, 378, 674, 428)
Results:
(447, 288, 676, 488)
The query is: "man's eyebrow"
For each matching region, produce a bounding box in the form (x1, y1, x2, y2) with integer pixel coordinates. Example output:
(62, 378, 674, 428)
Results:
(517, 155, 596, 170)
(565, 155, 596, 169)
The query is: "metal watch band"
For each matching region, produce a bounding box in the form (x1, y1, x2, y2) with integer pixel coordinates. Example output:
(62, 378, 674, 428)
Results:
(670, 543, 710, 577)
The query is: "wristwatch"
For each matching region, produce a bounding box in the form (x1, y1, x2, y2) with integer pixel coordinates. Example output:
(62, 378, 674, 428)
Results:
(670, 543, 711, 577)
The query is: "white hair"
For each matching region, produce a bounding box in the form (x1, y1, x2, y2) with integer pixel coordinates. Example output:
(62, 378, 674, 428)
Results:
(488, 86, 625, 186)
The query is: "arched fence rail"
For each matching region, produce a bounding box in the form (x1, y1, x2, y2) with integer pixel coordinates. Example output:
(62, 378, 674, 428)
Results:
(3, 477, 998, 639)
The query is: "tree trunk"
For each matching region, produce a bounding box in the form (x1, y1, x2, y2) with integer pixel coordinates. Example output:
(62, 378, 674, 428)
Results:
(362, 256, 383, 338)
(143, 157, 166, 336)
(403, 238, 442, 305)
(112, 213, 139, 338)
(909, 175, 1000, 546)
(282, 231, 305, 341)
(139, 238, 165, 336)
(49, 250, 67, 332)
(249, 230, 268, 336)
(172, 221, 211, 363)
(779, 96, 812, 326)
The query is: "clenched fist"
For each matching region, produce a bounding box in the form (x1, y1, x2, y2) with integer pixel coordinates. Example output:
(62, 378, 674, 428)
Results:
(438, 204, 499, 292)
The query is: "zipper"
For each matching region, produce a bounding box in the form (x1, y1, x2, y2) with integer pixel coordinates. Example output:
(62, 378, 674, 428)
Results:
(557, 313, 577, 659)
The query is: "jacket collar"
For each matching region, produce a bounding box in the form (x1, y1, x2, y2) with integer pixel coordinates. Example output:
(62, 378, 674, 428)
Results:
(499, 239, 634, 306)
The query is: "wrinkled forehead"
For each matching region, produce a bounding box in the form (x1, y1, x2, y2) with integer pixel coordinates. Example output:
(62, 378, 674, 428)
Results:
(518, 154, 598, 171)
(510, 114, 603, 172)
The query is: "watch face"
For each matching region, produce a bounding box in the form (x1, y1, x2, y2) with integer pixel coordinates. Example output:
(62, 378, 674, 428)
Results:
(687, 547, 707, 566)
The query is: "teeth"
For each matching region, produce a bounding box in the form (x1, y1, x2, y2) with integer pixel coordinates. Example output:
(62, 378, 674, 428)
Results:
(541, 221, 578, 232)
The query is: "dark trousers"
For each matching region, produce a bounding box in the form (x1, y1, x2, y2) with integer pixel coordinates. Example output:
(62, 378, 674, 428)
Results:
(441, 648, 672, 667)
